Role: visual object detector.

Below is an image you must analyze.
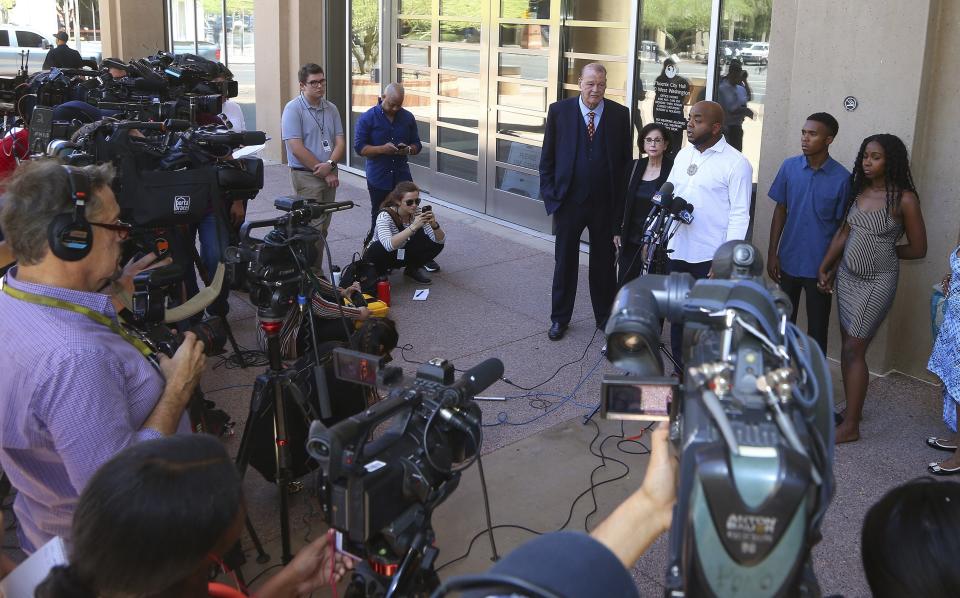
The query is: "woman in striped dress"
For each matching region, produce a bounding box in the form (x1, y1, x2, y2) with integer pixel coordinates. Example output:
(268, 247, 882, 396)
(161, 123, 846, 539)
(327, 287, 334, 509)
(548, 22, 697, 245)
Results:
(817, 134, 927, 444)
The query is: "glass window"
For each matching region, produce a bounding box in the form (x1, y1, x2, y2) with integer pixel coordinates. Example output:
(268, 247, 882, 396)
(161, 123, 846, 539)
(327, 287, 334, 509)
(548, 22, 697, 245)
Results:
(501, 0, 550, 19)
(439, 101, 479, 128)
(225, 0, 254, 128)
(499, 25, 549, 49)
(416, 119, 430, 143)
(409, 148, 431, 167)
(439, 73, 481, 101)
(16, 31, 45, 48)
(438, 127, 479, 155)
(351, 0, 380, 168)
(499, 52, 548, 80)
(636, 1, 712, 157)
(496, 139, 541, 170)
(497, 82, 546, 111)
(441, 0, 481, 18)
(438, 152, 478, 182)
(563, 58, 627, 91)
(565, 27, 628, 56)
(399, 44, 430, 66)
(564, 0, 630, 22)
(497, 111, 544, 141)
(399, 19, 432, 41)
(402, 94, 433, 120)
(439, 21, 481, 44)
(0, 31, 9, 47)
(399, 0, 430, 15)
(439, 47, 480, 73)
(718, 2, 772, 180)
(496, 167, 540, 199)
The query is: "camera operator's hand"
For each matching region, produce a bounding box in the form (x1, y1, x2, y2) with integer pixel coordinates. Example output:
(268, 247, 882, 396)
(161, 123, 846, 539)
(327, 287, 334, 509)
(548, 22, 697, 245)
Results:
(229, 201, 246, 227)
(591, 423, 677, 569)
(146, 333, 206, 435)
(257, 530, 355, 597)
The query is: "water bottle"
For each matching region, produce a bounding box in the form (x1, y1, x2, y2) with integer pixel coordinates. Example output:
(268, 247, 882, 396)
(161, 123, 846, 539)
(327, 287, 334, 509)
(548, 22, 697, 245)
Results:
(331, 265, 341, 287)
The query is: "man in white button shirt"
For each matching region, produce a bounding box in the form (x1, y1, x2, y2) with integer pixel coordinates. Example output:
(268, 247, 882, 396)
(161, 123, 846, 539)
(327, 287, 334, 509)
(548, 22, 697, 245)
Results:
(665, 100, 753, 369)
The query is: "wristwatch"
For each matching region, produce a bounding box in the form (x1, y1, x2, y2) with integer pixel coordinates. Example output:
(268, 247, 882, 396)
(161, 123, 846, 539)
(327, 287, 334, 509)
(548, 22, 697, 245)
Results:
(326, 159, 337, 171)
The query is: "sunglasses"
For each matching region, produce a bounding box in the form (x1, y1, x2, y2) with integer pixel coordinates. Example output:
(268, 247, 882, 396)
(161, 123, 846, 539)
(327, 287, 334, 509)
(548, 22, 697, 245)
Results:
(89, 219, 133, 241)
(404, 198, 421, 207)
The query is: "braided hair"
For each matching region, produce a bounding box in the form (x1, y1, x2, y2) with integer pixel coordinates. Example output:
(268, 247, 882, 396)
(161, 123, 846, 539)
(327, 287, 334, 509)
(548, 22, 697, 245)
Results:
(846, 133, 917, 220)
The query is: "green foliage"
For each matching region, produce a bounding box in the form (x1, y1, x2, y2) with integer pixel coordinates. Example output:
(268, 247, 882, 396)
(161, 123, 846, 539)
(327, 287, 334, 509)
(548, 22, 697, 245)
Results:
(352, 0, 380, 75)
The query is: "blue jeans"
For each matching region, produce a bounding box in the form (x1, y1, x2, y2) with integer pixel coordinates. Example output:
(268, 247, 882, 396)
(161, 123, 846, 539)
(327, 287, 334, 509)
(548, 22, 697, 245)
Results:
(187, 211, 231, 316)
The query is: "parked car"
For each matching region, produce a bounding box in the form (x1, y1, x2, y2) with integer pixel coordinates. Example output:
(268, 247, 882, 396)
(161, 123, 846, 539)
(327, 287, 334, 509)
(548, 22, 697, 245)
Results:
(0, 26, 101, 75)
(740, 42, 769, 65)
(172, 40, 221, 62)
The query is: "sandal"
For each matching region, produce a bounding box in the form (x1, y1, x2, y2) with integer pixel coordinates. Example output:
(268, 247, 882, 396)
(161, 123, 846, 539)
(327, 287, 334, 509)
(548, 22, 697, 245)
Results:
(925, 436, 958, 452)
(928, 462, 960, 476)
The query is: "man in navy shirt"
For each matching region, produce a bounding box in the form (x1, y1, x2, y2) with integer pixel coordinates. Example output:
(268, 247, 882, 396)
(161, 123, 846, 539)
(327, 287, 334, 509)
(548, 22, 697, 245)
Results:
(354, 84, 423, 235)
(767, 112, 850, 353)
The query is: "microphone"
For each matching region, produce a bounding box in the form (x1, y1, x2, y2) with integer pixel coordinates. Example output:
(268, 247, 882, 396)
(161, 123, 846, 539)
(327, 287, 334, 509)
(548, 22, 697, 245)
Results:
(131, 77, 168, 93)
(307, 201, 354, 218)
(451, 358, 505, 397)
(650, 182, 674, 207)
(677, 204, 694, 225)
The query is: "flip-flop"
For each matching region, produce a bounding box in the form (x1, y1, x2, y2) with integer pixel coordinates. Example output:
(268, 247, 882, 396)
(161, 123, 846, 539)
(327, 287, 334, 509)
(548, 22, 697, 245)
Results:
(925, 436, 958, 452)
(928, 462, 960, 476)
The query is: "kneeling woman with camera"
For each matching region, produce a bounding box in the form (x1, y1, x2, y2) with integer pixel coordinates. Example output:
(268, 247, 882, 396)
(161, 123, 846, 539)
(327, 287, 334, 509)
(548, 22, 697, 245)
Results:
(363, 181, 444, 284)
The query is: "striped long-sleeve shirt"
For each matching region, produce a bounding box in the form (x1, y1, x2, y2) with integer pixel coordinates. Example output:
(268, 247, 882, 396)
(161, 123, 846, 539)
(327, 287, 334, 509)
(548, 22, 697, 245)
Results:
(372, 207, 444, 252)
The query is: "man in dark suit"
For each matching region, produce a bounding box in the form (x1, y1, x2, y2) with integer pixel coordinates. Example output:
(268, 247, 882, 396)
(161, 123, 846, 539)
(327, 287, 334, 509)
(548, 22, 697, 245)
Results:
(539, 63, 632, 340)
(43, 32, 83, 70)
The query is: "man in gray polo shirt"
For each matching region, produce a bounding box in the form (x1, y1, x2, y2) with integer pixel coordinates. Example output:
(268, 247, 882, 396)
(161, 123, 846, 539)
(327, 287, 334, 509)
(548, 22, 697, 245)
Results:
(281, 63, 346, 266)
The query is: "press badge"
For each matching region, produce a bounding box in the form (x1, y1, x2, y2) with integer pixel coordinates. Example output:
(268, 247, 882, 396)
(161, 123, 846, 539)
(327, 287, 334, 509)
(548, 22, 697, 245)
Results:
(397, 248, 406, 261)
(321, 138, 331, 150)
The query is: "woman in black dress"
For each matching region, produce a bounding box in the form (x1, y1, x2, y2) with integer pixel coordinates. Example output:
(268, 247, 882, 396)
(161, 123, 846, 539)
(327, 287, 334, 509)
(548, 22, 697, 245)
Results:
(617, 123, 674, 286)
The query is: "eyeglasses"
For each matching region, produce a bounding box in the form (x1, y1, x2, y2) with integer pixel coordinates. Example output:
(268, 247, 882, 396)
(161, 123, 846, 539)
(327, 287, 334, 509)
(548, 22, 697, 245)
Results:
(304, 79, 326, 87)
(89, 219, 133, 241)
(404, 198, 421, 207)
(644, 137, 666, 145)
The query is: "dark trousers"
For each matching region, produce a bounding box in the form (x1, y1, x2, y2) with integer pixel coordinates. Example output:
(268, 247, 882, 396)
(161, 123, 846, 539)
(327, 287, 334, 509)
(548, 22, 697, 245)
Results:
(617, 241, 645, 287)
(551, 199, 616, 328)
(362, 229, 444, 276)
(668, 259, 713, 370)
(778, 270, 832, 354)
(366, 185, 393, 241)
(725, 125, 744, 151)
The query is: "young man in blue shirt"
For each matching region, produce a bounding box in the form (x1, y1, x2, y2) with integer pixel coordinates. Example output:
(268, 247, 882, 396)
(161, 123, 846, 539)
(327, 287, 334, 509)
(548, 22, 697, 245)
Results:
(767, 112, 850, 354)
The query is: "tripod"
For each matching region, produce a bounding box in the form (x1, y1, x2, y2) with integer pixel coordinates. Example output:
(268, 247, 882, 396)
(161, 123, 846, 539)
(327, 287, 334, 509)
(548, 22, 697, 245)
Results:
(344, 517, 443, 597)
(232, 307, 320, 566)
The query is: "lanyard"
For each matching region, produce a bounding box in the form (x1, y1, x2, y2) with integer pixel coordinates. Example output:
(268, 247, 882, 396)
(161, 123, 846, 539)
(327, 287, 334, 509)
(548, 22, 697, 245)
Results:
(0, 277, 155, 359)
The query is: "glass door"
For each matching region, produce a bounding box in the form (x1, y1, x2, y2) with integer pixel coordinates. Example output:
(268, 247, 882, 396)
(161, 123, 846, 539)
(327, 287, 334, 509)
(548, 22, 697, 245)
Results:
(484, 0, 557, 231)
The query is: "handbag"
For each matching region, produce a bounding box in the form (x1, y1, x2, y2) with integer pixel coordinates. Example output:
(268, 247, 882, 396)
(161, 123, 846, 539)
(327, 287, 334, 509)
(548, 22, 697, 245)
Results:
(340, 251, 379, 295)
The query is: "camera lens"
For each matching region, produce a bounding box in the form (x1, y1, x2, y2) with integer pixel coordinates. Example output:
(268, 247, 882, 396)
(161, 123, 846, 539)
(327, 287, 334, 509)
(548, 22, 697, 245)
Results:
(617, 333, 644, 352)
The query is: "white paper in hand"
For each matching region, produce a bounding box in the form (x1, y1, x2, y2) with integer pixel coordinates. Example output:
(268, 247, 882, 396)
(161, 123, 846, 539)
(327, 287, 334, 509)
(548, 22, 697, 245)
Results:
(412, 289, 430, 301)
(0, 536, 68, 598)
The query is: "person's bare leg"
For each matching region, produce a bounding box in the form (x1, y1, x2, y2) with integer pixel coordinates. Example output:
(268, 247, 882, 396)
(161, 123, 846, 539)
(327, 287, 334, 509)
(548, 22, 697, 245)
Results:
(934, 432, 960, 470)
(836, 330, 872, 444)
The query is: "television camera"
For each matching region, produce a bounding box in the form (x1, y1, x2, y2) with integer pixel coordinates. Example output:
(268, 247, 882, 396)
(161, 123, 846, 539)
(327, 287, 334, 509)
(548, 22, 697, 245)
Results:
(602, 241, 835, 597)
(306, 351, 504, 597)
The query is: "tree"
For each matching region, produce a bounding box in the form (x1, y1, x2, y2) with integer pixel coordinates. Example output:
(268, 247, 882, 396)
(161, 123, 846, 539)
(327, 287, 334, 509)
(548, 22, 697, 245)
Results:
(351, 0, 379, 75)
(0, 1, 15, 25)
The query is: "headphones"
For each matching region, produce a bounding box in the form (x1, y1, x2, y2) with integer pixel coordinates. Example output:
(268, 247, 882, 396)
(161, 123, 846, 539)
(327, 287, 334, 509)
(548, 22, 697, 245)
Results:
(47, 165, 94, 261)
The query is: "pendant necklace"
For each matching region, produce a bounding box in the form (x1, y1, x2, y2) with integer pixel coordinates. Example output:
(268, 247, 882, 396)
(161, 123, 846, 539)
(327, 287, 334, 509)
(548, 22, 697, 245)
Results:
(687, 151, 715, 176)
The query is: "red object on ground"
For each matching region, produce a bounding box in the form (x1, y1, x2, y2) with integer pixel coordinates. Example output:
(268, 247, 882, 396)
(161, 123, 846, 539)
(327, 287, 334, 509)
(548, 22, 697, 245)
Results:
(0, 128, 29, 187)
(377, 279, 391, 305)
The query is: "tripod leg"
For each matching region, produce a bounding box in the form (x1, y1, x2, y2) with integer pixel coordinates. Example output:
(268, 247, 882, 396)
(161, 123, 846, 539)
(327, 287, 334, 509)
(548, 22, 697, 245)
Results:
(233, 378, 270, 564)
(245, 517, 271, 564)
(582, 401, 602, 425)
(221, 317, 248, 368)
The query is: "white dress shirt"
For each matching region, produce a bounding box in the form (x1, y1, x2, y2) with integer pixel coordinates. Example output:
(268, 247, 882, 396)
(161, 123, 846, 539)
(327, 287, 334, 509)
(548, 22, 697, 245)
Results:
(578, 96, 604, 129)
(666, 136, 753, 263)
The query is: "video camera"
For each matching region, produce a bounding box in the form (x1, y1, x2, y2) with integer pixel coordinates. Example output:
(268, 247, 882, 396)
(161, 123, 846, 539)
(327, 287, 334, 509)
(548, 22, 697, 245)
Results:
(305, 350, 504, 597)
(230, 197, 355, 318)
(602, 241, 835, 597)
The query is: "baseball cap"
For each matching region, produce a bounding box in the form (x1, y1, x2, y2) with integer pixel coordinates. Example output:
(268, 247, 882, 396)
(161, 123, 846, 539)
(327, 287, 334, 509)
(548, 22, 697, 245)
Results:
(54, 32, 68, 42)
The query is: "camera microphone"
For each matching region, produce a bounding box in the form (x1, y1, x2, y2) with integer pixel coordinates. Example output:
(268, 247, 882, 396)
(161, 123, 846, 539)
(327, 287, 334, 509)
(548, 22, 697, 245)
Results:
(451, 358, 505, 397)
(307, 201, 354, 218)
(651, 182, 674, 207)
(131, 77, 168, 93)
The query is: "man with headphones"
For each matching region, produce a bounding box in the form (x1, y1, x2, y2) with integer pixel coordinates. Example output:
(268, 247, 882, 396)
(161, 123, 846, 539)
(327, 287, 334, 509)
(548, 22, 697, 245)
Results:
(0, 160, 207, 554)
(281, 63, 346, 268)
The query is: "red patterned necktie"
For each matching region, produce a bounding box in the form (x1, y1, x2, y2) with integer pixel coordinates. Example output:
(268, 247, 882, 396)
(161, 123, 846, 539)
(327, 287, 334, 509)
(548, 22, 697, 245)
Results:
(587, 111, 596, 141)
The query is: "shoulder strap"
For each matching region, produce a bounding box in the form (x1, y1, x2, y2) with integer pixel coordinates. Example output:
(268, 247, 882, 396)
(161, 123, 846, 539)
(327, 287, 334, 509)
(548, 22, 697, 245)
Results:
(380, 206, 404, 230)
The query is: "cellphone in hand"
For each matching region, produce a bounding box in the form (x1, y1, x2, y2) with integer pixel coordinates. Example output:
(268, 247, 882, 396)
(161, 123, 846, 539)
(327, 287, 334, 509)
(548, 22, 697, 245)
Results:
(421, 205, 432, 213)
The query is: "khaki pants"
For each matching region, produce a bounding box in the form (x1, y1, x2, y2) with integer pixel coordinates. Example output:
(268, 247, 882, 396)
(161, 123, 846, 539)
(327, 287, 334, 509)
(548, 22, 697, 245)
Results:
(290, 169, 337, 267)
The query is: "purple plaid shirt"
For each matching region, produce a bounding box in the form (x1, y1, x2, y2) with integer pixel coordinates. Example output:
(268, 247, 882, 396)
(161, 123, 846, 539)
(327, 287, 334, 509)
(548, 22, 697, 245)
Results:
(0, 268, 188, 553)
